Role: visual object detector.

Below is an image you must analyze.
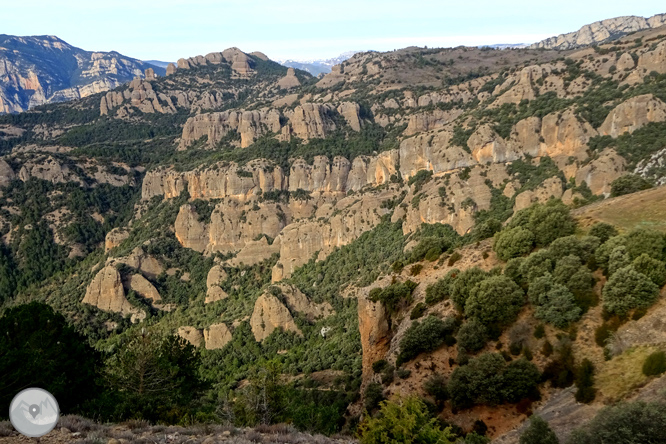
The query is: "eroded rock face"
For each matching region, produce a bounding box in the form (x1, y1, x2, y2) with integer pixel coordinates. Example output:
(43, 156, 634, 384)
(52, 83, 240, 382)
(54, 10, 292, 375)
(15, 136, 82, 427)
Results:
(105, 227, 129, 252)
(277, 68, 301, 89)
(204, 323, 233, 349)
(278, 284, 334, 321)
(108, 246, 164, 279)
(358, 291, 391, 379)
(174, 205, 208, 253)
(179, 109, 282, 149)
(250, 293, 302, 342)
(178, 326, 204, 347)
(285, 103, 337, 140)
(0, 159, 15, 187)
(638, 40, 666, 74)
(18, 156, 80, 184)
(575, 149, 626, 196)
(599, 94, 666, 137)
(514, 176, 565, 211)
(205, 265, 228, 303)
(127, 274, 161, 303)
(83, 266, 138, 318)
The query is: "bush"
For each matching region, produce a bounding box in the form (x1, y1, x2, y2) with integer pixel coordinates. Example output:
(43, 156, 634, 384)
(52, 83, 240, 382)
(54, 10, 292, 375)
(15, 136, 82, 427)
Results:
(465, 276, 525, 327)
(448, 354, 540, 409)
(519, 416, 559, 444)
(567, 401, 666, 444)
(553, 255, 595, 296)
(410, 302, 428, 320)
(425, 270, 457, 305)
(358, 396, 455, 444)
(423, 374, 449, 408)
(632, 254, 666, 286)
(397, 316, 456, 365)
(610, 174, 652, 197)
(448, 251, 462, 266)
(589, 222, 618, 243)
(575, 359, 596, 404)
(457, 319, 489, 353)
(608, 246, 631, 276)
(373, 360, 389, 374)
(369, 280, 418, 313)
(519, 249, 554, 283)
(534, 324, 546, 339)
(602, 265, 660, 316)
(642, 351, 666, 376)
(451, 267, 488, 311)
(509, 201, 576, 248)
(364, 382, 385, 412)
(624, 228, 665, 261)
(494, 227, 535, 261)
(504, 257, 525, 286)
(531, 275, 582, 329)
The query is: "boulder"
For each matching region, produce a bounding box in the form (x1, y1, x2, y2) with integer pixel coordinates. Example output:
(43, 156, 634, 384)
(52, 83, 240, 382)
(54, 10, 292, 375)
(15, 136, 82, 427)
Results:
(128, 274, 161, 303)
(177, 326, 203, 347)
(144, 68, 156, 80)
(204, 323, 233, 349)
(250, 293, 302, 342)
(83, 266, 139, 318)
(166, 63, 176, 76)
(599, 95, 666, 137)
(104, 227, 129, 252)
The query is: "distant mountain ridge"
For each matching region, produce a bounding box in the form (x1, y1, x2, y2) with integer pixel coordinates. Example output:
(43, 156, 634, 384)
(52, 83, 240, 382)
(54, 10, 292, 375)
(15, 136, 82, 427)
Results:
(530, 13, 666, 50)
(278, 51, 364, 75)
(0, 34, 165, 114)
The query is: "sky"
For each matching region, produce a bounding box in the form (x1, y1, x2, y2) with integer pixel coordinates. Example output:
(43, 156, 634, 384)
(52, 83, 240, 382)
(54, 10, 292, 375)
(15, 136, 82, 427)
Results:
(2, 1, 665, 62)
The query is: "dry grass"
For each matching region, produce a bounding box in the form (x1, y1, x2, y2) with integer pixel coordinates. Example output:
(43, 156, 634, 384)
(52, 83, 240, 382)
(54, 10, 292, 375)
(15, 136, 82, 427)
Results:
(574, 186, 666, 233)
(597, 346, 659, 401)
(0, 422, 13, 438)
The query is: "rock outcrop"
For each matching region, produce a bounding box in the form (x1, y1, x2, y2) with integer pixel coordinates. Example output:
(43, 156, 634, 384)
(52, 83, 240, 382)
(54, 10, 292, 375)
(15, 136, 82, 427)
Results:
(599, 94, 666, 137)
(277, 68, 301, 89)
(637, 40, 666, 74)
(514, 176, 565, 211)
(177, 326, 204, 347)
(127, 274, 161, 303)
(278, 284, 334, 321)
(250, 292, 302, 342)
(205, 265, 229, 303)
(174, 205, 208, 253)
(358, 291, 391, 379)
(530, 14, 666, 50)
(105, 228, 129, 252)
(0, 159, 15, 187)
(575, 149, 626, 196)
(204, 323, 233, 349)
(82, 266, 140, 318)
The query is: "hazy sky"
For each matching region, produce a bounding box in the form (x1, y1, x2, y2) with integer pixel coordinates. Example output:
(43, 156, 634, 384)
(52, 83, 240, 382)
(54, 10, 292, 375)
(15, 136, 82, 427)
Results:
(3, 1, 665, 62)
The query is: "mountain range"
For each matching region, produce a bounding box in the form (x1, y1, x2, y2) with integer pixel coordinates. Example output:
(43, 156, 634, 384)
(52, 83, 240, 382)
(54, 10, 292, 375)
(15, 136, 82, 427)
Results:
(1, 10, 666, 443)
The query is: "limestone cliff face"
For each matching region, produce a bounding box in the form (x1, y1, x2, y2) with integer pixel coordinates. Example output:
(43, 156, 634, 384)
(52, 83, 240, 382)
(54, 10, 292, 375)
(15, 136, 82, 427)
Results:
(174, 205, 208, 253)
(514, 176, 565, 211)
(82, 265, 141, 319)
(176, 47, 255, 78)
(177, 326, 204, 347)
(205, 264, 229, 303)
(358, 291, 390, 380)
(530, 14, 666, 50)
(204, 323, 233, 349)
(105, 228, 129, 252)
(127, 274, 161, 303)
(0, 159, 15, 187)
(599, 94, 666, 137)
(575, 149, 626, 196)
(178, 109, 282, 149)
(277, 68, 301, 89)
(637, 40, 666, 75)
(250, 293, 302, 342)
(0, 35, 164, 113)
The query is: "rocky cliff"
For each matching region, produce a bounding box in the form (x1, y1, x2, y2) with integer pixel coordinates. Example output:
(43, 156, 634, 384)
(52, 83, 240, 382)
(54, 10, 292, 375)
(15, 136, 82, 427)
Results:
(0, 34, 165, 113)
(530, 13, 666, 50)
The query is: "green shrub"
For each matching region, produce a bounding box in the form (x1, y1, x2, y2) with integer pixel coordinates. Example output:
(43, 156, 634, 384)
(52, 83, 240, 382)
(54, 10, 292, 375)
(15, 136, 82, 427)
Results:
(448, 354, 540, 409)
(567, 401, 666, 444)
(602, 265, 660, 316)
(609, 246, 631, 276)
(364, 382, 385, 412)
(553, 255, 595, 296)
(519, 249, 555, 283)
(457, 319, 489, 353)
(448, 251, 462, 266)
(624, 228, 665, 261)
(465, 276, 525, 327)
(504, 257, 526, 286)
(397, 316, 456, 365)
(358, 396, 455, 444)
(529, 274, 582, 328)
(632, 254, 666, 286)
(508, 201, 576, 248)
(534, 324, 546, 339)
(410, 264, 424, 276)
(642, 351, 666, 376)
(423, 374, 449, 408)
(575, 359, 596, 404)
(494, 227, 535, 261)
(410, 302, 428, 320)
(451, 267, 488, 311)
(425, 248, 442, 261)
(369, 280, 418, 313)
(589, 222, 618, 243)
(610, 174, 652, 197)
(425, 270, 457, 305)
(373, 360, 389, 374)
(519, 416, 559, 444)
